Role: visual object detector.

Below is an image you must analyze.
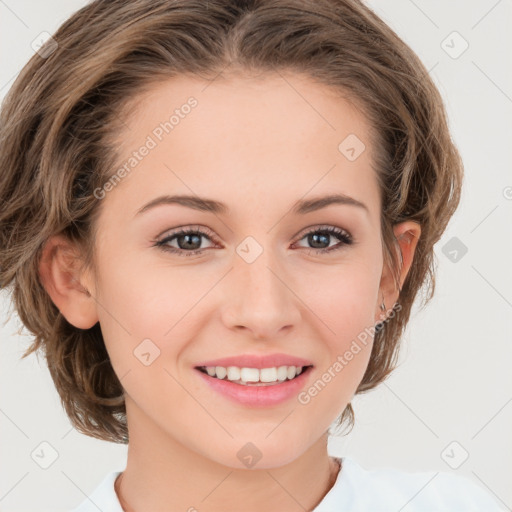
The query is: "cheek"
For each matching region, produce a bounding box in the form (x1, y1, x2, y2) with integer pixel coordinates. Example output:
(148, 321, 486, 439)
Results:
(296, 260, 379, 338)
(93, 259, 196, 413)
(294, 263, 377, 397)
(96, 251, 202, 335)
(94, 252, 215, 388)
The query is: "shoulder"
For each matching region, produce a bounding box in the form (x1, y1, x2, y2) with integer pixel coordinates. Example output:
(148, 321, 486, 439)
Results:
(69, 471, 124, 512)
(316, 456, 507, 512)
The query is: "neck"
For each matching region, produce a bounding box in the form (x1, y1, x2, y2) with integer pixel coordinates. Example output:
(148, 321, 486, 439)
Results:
(116, 457, 341, 512)
(115, 398, 342, 512)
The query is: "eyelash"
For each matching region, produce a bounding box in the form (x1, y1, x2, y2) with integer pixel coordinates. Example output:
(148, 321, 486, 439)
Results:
(153, 224, 354, 257)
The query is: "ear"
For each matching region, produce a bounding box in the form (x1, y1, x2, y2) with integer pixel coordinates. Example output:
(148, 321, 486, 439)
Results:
(38, 234, 99, 329)
(376, 221, 421, 323)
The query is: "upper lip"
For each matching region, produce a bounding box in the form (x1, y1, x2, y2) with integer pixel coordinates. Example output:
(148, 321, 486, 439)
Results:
(194, 353, 314, 369)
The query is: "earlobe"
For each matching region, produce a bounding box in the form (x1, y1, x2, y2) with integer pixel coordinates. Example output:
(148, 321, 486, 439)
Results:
(38, 234, 99, 330)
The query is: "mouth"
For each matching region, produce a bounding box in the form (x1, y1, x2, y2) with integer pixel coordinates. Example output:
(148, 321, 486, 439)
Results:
(194, 363, 314, 406)
(195, 364, 314, 386)
(192, 353, 315, 406)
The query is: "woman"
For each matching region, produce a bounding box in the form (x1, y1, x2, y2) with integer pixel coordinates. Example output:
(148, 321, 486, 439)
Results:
(0, 0, 505, 510)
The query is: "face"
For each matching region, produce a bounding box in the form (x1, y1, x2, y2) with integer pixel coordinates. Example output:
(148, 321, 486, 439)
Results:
(60, 72, 416, 469)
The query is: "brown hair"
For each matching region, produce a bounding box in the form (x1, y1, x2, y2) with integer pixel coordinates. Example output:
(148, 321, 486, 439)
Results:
(0, 0, 463, 444)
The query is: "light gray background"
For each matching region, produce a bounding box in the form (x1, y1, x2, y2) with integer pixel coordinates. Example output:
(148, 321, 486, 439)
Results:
(1, 1, 511, 511)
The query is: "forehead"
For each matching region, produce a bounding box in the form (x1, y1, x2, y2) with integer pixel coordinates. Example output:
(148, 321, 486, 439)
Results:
(105, 72, 381, 223)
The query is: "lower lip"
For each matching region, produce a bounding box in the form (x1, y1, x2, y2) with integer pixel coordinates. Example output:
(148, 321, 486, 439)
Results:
(194, 367, 313, 407)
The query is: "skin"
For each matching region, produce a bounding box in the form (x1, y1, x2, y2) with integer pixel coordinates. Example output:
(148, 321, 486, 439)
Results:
(39, 71, 420, 511)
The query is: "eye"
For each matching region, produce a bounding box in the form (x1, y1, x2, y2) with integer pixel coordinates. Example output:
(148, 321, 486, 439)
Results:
(153, 224, 354, 257)
(293, 225, 354, 254)
(153, 225, 218, 257)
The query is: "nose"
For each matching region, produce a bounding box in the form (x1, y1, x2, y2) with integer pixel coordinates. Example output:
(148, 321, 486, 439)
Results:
(220, 250, 302, 340)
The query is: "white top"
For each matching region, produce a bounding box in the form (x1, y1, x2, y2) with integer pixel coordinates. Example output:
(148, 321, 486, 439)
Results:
(71, 456, 507, 511)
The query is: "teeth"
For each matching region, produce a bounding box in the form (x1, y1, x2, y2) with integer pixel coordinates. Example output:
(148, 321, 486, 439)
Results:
(240, 367, 259, 382)
(215, 366, 227, 379)
(202, 365, 307, 384)
(227, 366, 241, 381)
(260, 367, 277, 382)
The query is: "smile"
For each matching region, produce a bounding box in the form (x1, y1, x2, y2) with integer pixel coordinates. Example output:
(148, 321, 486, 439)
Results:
(194, 365, 314, 406)
(197, 365, 311, 386)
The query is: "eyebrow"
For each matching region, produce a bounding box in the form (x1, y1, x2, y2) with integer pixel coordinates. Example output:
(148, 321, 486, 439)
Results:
(135, 193, 369, 217)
